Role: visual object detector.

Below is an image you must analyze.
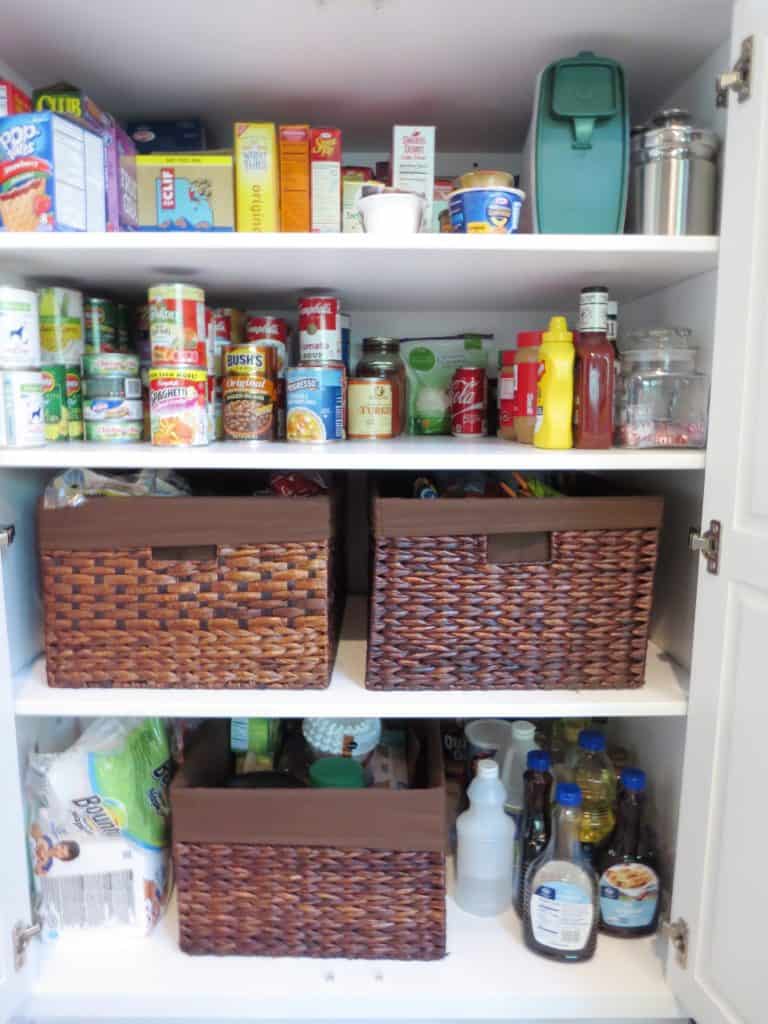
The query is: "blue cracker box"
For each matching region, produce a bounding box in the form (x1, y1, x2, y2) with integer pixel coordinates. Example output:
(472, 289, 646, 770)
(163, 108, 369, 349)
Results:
(127, 119, 206, 154)
(0, 112, 106, 232)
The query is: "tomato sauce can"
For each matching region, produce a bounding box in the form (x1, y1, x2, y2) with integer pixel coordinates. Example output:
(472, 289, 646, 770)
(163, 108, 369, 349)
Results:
(286, 365, 344, 442)
(298, 295, 341, 363)
(148, 283, 207, 369)
(222, 343, 277, 443)
(149, 367, 208, 446)
(450, 366, 487, 438)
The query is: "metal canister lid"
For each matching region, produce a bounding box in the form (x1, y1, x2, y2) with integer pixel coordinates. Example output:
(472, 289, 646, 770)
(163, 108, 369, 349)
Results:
(635, 108, 719, 162)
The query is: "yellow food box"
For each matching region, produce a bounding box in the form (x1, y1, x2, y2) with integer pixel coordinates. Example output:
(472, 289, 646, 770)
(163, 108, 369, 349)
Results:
(234, 123, 279, 232)
(136, 152, 234, 231)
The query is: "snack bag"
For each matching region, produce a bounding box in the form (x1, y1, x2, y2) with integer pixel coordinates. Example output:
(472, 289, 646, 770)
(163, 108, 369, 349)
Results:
(401, 334, 493, 435)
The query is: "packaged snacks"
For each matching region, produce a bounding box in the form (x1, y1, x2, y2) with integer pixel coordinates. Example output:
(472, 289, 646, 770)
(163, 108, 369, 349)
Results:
(127, 118, 206, 154)
(0, 286, 40, 368)
(0, 112, 106, 232)
(234, 123, 279, 232)
(84, 297, 117, 353)
(286, 365, 344, 442)
(148, 283, 207, 368)
(136, 152, 234, 231)
(65, 365, 83, 440)
(279, 124, 310, 232)
(0, 369, 44, 447)
(0, 80, 31, 117)
(26, 718, 171, 940)
(149, 367, 208, 446)
(41, 364, 68, 442)
(342, 166, 373, 233)
(222, 343, 277, 442)
(310, 128, 342, 232)
(392, 126, 435, 233)
(82, 352, 140, 378)
(38, 288, 84, 365)
(298, 294, 341, 362)
(401, 333, 493, 434)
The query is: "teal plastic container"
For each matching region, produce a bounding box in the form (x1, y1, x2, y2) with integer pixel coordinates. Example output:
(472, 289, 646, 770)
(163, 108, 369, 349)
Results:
(526, 51, 629, 234)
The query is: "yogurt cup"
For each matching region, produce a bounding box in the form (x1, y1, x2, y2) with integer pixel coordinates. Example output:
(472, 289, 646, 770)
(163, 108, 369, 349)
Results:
(357, 192, 425, 234)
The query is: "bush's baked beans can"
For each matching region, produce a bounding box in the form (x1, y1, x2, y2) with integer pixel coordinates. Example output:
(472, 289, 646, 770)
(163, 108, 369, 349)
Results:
(298, 295, 341, 363)
(245, 328, 288, 439)
(286, 365, 344, 442)
(84, 297, 118, 354)
(223, 343, 277, 442)
(148, 283, 207, 369)
(149, 367, 208, 446)
(0, 369, 44, 447)
(347, 377, 395, 439)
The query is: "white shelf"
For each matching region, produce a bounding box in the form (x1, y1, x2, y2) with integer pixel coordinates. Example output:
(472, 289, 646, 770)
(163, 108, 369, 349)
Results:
(0, 233, 718, 311)
(27, 871, 680, 1021)
(15, 598, 689, 718)
(0, 437, 706, 471)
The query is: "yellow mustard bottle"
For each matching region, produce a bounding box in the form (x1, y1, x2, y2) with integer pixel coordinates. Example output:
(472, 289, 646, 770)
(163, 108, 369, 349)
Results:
(534, 316, 575, 449)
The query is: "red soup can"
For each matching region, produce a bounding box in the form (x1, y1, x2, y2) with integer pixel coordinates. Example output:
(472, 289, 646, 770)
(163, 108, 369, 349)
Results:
(298, 294, 341, 363)
(451, 366, 487, 438)
(246, 315, 288, 344)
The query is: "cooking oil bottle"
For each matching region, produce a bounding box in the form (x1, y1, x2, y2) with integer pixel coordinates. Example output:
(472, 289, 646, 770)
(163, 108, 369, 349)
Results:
(573, 729, 616, 855)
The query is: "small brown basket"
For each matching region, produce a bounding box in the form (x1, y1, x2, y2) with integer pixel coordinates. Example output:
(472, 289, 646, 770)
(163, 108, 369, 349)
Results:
(39, 494, 340, 689)
(172, 721, 447, 960)
(367, 488, 663, 690)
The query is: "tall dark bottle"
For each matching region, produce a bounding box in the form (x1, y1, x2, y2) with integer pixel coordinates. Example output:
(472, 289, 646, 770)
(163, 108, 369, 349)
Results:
(516, 749, 552, 913)
(597, 768, 660, 937)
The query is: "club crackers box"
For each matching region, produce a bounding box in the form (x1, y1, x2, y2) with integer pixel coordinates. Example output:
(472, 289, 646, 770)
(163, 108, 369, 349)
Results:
(33, 82, 137, 230)
(0, 112, 106, 232)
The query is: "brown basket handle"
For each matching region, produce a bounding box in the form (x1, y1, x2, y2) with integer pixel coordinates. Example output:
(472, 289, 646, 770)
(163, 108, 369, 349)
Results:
(486, 532, 551, 564)
(151, 543, 220, 562)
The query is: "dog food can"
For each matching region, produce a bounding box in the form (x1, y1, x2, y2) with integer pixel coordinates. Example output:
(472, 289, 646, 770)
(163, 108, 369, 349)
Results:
(83, 397, 145, 421)
(85, 420, 144, 443)
(347, 377, 395, 439)
(148, 283, 207, 368)
(286, 365, 344, 442)
(65, 365, 83, 441)
(149, 367, 208, 446)
(298, 295, 341, 363)
(0, 287, 41, 368)
(84, 297, 118, 353)
(38, 287, 84, 365)
(41, 364, 69, 442)
(135, 305, 151, 365)
(223, 342, 277, 442)
(82, 352, 141, 379)
(82, 376, 143, 399)
(0, 370, 44, 447)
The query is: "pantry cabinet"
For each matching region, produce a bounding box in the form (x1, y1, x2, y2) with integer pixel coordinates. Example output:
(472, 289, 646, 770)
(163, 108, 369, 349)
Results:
(0, 0, 765, 1021)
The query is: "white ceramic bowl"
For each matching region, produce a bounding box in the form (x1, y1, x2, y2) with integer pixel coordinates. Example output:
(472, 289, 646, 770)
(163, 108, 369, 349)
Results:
(357, 192, 425, 234)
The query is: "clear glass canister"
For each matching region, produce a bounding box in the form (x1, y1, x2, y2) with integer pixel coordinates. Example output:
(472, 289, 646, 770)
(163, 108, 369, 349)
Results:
(355, 337, 405, 435)
(615, 327, 710, 448)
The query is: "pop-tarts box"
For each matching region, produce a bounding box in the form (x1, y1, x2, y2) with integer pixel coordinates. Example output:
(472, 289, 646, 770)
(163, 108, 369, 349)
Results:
(33, 83, 137, 231)
(0, 112, 106, 231)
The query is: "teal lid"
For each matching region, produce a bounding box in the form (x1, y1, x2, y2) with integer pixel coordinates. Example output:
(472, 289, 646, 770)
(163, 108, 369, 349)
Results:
(309, 757, 365, 789)
(552, 51, 621, 149)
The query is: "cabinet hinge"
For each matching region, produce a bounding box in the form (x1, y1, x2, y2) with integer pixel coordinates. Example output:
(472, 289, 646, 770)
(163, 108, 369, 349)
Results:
(662, 916, 689, 969)
(12, 919, 41, 970)
(0, 523, 15, 551)
(689, 519, 721, 574)
(716, 35, 753, 107)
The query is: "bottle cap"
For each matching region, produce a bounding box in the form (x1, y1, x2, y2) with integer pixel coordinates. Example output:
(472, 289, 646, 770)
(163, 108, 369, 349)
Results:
(500, 349, 516, 366)
(527, 749, 551, 772)
(516, 330, 542, 348)
(578, 729, 606, 752)
(476, 758, 500, 780)
(621, 767, 647, 791)
(511, 720, 536, 740)
(543, 316, 573, 344)
(556, 782, 582, 807)
(309, 757, 365, 789)
(580, 285, 609, 295)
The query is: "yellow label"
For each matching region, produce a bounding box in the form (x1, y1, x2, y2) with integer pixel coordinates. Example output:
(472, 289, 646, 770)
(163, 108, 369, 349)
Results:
(533, 344, 574, 449)
(348, 379, 393, 437)
(137, 153, 233, 167)
(234, 123, 279, 232)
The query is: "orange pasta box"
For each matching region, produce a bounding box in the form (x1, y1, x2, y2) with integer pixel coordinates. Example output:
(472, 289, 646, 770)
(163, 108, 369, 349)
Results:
(234, 123, 279, 232)
(279, 125, 310, 232)
(310, 128, 341, 233)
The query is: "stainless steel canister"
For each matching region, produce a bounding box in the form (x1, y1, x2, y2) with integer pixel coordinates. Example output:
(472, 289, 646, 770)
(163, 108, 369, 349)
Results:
(627, 109, 719, 235)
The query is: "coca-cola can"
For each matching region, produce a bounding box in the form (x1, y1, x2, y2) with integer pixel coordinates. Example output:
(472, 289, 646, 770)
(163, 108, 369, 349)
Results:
(450, 366, 487, 438)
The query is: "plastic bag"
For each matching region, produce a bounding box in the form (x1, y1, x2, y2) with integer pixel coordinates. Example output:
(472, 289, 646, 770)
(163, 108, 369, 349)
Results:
(43, 468, 190, 509)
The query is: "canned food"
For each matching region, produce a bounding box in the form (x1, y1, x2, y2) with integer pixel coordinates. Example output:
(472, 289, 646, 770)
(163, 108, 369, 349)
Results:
(85, 297, 118, 353)
(82, 352, 141, 378)
(65, 365, 83, 441)
(340, 311, 351, 371)
(82, 376, 142, 399)
(149, 367, 208, 447)
(211, 308, 244, 375)
(41, 364, 69, 442)
(347, 377, 395, 439)
(223, 343, 277, 443)
(135, 305, 151, 365)
(39, 287, 84, 365)
(246, 315, 288, 344)
(0, 287, 41, 368)
(148, 283, 207, 368)
(298, 295, 341, 363)
(83, 397, 145, 421)
(116, 304, 133, 352)
(450, 366, 487, 438)
(286, 365, 344, 442)
(85, 420, 144, 443)
(1, 370, 44, 447)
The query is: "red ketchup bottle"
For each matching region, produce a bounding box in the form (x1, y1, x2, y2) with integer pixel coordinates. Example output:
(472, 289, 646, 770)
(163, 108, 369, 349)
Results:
(574, 286, 615, 449)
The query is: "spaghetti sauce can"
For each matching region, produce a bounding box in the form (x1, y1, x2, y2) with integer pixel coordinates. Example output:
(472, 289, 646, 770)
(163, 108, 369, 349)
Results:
(149, 367, 208, 447)
(148, 283, 207, 368)
(298, 295, 341, 363)
(222, 343, 277, 442)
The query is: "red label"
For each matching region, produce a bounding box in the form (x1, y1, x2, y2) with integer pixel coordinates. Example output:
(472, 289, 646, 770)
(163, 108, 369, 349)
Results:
(159, 168, 175, 210)
(298, 296, 341, 361)
(246, 315, 288, 343)
(450, 368, 486, 436)
(511, 361, 538, 418)
(310, 129, 341, 162)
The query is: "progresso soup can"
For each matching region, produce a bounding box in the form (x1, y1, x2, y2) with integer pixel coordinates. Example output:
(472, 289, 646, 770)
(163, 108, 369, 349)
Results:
(286, 365, 344, 442)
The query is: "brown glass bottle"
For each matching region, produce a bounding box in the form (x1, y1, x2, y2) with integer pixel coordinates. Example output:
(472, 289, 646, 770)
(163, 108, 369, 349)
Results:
(516, 749, 553, 914)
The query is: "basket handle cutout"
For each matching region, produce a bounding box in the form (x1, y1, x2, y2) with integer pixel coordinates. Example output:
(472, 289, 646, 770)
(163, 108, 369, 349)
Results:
(487, 533, 551, 564)
(151, 544, 219, 562)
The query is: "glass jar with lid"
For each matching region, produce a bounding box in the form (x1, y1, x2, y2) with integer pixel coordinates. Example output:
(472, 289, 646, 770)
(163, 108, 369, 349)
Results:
(354, 337, 405, 436)
(615, 327, 709, 448)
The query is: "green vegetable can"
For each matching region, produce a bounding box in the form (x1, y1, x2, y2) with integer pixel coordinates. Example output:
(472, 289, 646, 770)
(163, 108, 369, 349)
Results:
(65, 364, 83, 440)
(41, 364, 69, 442)
(85, 297, 118, 354)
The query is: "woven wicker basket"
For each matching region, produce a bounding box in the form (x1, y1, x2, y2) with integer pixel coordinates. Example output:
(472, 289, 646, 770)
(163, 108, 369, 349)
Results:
(367, 491, 663, 690)
(172, 721, 446, 960)
(39, 495, 340, 689)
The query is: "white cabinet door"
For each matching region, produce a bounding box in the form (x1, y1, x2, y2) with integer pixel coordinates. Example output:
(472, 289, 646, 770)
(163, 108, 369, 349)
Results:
(669, 4, 768, 1022)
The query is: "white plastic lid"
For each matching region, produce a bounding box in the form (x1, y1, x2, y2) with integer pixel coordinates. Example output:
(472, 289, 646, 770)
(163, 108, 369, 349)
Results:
(511, 720, 536, 740)
(476, 758, 500, 779)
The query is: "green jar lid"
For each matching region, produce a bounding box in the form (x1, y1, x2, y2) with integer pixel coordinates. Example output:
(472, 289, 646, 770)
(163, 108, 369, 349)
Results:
(309, 757, 365, 789)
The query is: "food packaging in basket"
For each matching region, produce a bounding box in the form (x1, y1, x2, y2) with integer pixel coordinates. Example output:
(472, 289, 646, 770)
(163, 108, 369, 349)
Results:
(449, 186, 525, 234)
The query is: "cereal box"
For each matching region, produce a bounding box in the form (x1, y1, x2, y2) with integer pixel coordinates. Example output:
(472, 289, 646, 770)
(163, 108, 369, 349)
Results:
(126, 119, 206, 154)
(33, 82, 137, 231)
(310, 128, 342, 232)
(279, 125, 310, 232)
(0, 80, 31, 117)
(392, 126, 435, 233)
(136, 153, 234, 231)
(0, 112, 106, 232)
(234, 123, 279, 232)
(342, 166, 373, 233)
